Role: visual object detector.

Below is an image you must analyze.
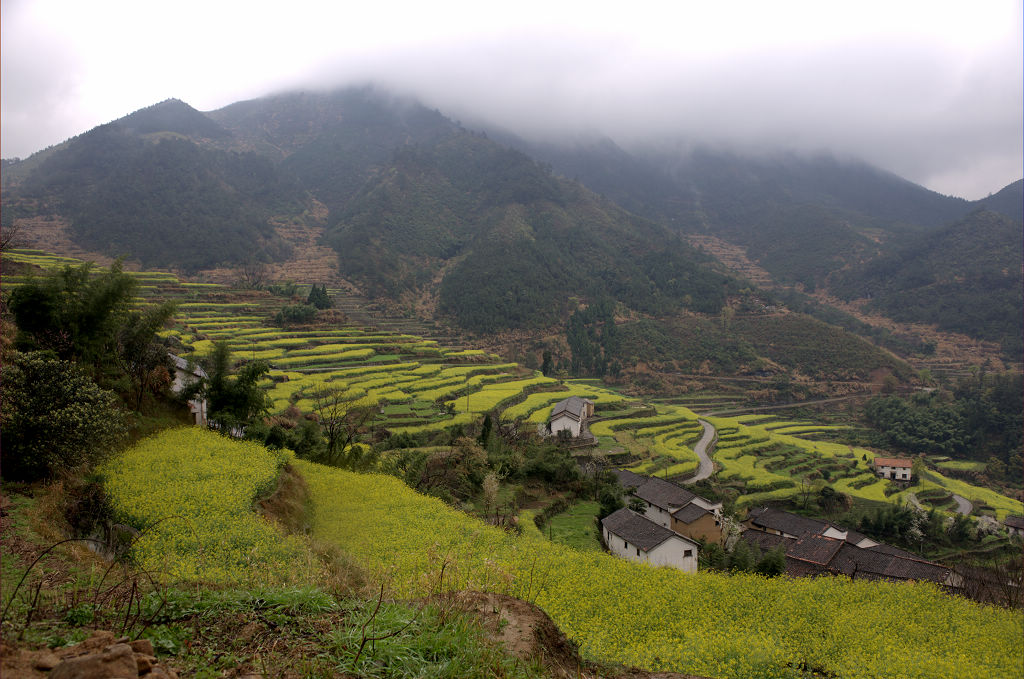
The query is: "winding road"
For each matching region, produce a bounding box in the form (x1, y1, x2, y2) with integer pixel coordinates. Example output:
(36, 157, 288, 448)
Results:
(952, 494, 973, 515)
(681, 419, 717, 485)
(906, 492, 973, 516)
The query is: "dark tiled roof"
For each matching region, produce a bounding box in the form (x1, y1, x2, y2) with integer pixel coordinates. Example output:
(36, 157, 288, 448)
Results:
(842, 529, 873, 546)
(786, 558, 831, 578)
(787, 535, 844, 565)
(673, 503, 711, 524)
(1004, 515, 1024, 529)
(867, 543, 924, 560)
(743, 509, 949, 584)
(831, 544, 949, 583)
(169, 353, 208, 378)
(741, 530, 793, 553)
(634, 476, 696, 511)
(746, 507, 828, 538)
(612, 469, 648, 491)
(602, 508, 686, 552)
(551, 396, 589, 421)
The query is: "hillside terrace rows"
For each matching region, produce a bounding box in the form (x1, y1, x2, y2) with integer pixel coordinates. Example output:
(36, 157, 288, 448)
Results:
(4, 248, 1021, 520)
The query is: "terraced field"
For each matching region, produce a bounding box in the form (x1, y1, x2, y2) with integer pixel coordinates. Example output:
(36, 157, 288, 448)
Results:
(5, 248, 1020, 521)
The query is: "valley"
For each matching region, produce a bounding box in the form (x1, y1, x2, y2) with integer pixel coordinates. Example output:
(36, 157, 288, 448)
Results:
(2, 85, 1022, 679)
(2, 248, 1021, 677)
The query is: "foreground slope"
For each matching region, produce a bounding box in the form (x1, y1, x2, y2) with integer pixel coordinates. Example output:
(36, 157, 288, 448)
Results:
(94, 428, 1024, 679)
(301, 460, 1022, 679)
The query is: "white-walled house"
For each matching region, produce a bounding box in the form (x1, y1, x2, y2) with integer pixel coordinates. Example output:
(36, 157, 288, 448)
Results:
(873, 457, 913, 481)
(612, 472, 724, 544)
(548, 396, 594, 438)
(602, 508, 699, 572)
(169, 353, 208, 427)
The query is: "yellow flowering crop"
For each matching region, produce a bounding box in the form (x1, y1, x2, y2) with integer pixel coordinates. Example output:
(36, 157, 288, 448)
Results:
(297, 461, 1024, 679)
(103, 428, 312, 585)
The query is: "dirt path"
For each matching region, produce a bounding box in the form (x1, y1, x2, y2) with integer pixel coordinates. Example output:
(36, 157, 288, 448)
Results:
(952, 494, 973, 515)
(681, 420, 716, 485)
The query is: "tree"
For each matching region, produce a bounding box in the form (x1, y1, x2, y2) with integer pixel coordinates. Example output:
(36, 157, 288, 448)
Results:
(541, 350, 553, 377)
(1, 351, 128, 481)
(307, 284, 332, 310)
(597, 486, 625, 521)
(478, 412, 493, 448)
(755, 545, 787, 576)
(728, 540, 755, 572)
(113, 301, 177, 410)
(7, 261, 136, 366)
(274, 304, 316, 327)
(309, 386, 375, 467)
(186, 342, 271, 435)
(482, 472, 500, 517)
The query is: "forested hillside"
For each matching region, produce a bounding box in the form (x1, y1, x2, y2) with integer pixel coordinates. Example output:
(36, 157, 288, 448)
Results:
(6, 101, 307, 270)
(3, 85, 1019, 373)
(327, 132, 736, 332)
(831, 210, 1023, 358)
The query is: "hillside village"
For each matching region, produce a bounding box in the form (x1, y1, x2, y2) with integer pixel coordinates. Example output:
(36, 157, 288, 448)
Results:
(2, 239, 1023, 678)
(0, 55, 1019, 675)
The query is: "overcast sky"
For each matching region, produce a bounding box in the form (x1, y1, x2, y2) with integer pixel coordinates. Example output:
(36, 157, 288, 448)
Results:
(3, 0, 1021, 199)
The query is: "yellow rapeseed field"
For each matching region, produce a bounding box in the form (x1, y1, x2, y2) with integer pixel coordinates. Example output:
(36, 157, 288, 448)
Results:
(297, 460, 1024, 679)
(103, 428, 314, 585)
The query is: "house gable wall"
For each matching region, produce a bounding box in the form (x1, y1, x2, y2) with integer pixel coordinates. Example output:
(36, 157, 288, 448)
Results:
(672, 512, 723, 545)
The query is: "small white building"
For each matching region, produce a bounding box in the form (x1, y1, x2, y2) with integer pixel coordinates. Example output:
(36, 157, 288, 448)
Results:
(601, 507, 699, 572)
(169, 353, 208, 427)
(873, 457, 913, 481)
(548, 396, 594, 438)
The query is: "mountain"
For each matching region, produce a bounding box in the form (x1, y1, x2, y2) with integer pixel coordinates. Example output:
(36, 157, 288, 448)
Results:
(972, 180, 1024, 223)
(831, 209, 1023, 358)
(492, 136, 983, 289)
(2, 85, 1015, 375)
(6, 100, 307, 270)
(323, 131, 738, 332)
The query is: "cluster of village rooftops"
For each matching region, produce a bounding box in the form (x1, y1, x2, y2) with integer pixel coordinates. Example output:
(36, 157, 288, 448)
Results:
(602, 468, 959, 587)
(546, 396, 963, 588)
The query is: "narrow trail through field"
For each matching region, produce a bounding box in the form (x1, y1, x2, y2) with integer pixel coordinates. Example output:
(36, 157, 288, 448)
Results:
(952, 494, 973, 515)
(681, 419, 716, 485)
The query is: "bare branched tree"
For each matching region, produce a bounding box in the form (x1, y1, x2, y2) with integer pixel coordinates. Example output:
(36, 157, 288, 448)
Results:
(310, 387, 376, 467)
(0, 220, 21, 253)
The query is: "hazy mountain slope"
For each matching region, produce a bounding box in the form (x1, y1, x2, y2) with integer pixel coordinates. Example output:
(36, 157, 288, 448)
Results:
(972, 179, 1023, 222)
(831, 209, 1023, 357)
(209, 88, 457, 214)
(496, 137, 976, 286)
(8, 100, 307, 270)
(326, 131, 737, 332)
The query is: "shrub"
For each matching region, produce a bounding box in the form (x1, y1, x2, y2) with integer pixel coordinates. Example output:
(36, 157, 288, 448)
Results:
(0, 351, 128, 481)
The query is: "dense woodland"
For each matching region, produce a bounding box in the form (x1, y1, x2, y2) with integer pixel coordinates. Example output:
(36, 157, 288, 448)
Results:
(2, 87, 1022, 379)
(865, 372, 1023, 482)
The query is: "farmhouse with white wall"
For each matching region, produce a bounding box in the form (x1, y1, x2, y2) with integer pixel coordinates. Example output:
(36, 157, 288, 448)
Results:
(872, 457, 913, 481)
(169, 353, 208, 427)
(547, 396, 594, 438)
(613, 470, 724, 545)
(602, 508, 700, 572)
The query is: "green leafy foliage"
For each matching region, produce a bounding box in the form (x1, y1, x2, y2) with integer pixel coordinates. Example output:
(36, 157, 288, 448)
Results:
(7, 261, 136, 364)
(306, 284, 332, 309)
(185, 342, 272, 434)
(0, 351, 128, 481)
(865, 372, 1023, 481)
